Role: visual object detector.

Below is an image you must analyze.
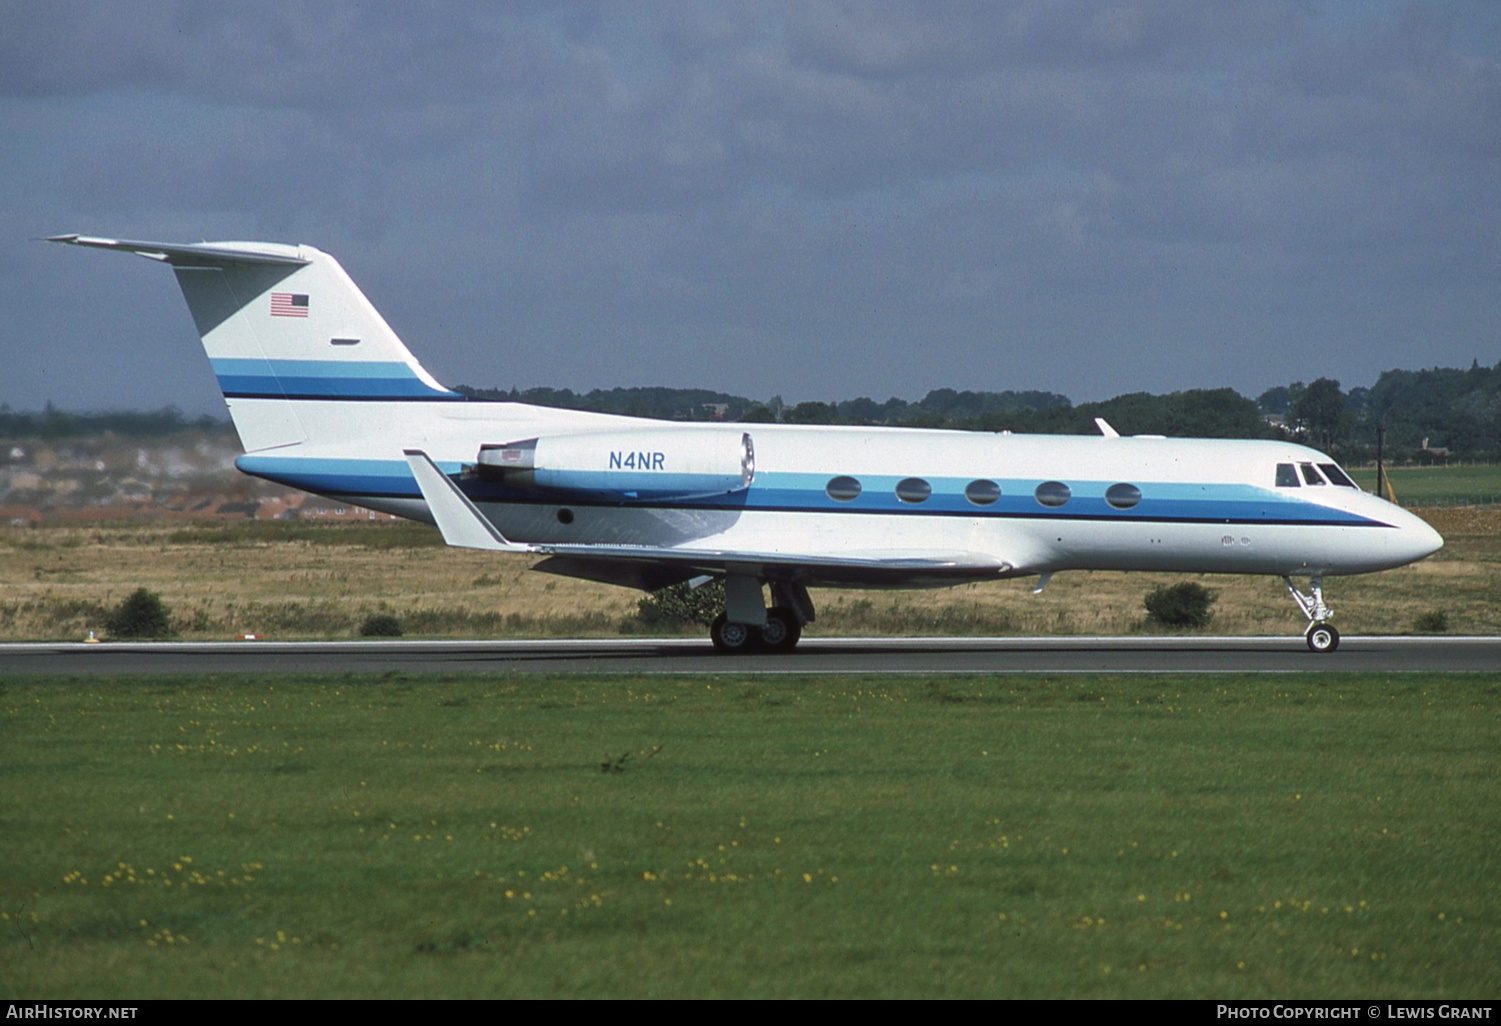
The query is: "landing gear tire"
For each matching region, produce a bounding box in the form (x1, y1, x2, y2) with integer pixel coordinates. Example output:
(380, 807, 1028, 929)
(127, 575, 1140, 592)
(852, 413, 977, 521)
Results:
(759, 607, 803, 654)
(710, 613, 760, 654)
(1306, 622, 1340, 654)
(1286, 576, 1340, 654)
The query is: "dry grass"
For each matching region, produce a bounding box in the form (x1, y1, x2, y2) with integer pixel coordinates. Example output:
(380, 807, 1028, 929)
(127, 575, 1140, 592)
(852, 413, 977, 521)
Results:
(1, 509, 1495, 641)
(0, 521, 635, 641)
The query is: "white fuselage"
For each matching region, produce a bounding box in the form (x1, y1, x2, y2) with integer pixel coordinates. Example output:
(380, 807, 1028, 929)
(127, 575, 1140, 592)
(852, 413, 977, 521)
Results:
(232, 396, 1443, 586)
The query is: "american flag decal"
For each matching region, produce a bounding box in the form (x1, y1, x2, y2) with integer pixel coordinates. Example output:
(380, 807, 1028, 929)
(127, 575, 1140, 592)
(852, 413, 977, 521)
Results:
(270, 293, 309, 317)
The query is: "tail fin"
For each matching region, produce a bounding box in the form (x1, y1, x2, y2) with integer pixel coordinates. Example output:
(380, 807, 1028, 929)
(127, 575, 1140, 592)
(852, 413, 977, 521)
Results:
(48, 234, 458, 452)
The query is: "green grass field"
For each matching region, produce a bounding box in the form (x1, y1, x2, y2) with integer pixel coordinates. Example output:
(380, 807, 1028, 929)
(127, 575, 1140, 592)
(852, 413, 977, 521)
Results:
(1349, 464, 1501, 506)
(2, 673, 1496, 999)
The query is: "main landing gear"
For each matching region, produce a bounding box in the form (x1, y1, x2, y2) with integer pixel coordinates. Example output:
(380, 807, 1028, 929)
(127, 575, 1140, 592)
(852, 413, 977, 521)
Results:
(1284, 575, 1340, 653)
(708, 578, 812, 654)
(710, 608, 803, 654)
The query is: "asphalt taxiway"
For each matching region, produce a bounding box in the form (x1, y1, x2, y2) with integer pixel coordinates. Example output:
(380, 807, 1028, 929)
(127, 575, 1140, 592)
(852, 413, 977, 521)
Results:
(1, 635, 1497, 676)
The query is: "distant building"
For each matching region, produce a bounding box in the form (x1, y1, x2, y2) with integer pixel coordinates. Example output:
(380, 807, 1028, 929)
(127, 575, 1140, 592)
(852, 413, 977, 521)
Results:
(1415, 438, 1452, 464)
(214, 500, 260, 519)
(296, 500, 396, 521)
(0, 505, 42, 528)
(162, 493, 240, 519)
(253, 495, 304, 521)
(6, 471, 44, 492)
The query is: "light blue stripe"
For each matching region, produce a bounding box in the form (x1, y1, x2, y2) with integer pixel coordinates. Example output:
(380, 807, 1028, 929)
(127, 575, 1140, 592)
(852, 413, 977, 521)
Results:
(746, 471, 1365, 522)
(210, 358, 454, 399)
(219, 375, 450, 398)
(211, 358, 428, 379)
(233, 456, 1386, 525)
(235, 456, 452, 496)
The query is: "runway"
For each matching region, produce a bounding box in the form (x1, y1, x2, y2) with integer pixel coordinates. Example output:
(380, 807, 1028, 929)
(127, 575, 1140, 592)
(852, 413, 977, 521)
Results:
(1, 635, 1497, 676)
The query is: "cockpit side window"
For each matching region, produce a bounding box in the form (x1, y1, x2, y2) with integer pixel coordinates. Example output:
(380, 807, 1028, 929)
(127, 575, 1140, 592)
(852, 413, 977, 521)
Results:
(1276, 463, 1300, 487)
(1300, 463, 1326, 485)
(1319, 463, 1356, 488)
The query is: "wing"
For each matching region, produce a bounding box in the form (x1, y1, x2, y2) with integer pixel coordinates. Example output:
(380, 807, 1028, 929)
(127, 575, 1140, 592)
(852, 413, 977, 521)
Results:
(403, 450, 1013, 590)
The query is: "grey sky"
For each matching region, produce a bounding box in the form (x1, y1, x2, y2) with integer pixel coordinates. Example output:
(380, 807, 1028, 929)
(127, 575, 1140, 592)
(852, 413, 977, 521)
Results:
(3, 1, 1497, 417)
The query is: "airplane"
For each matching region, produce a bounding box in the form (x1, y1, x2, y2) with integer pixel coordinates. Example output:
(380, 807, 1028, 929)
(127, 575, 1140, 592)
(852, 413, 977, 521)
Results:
(47, 233, 1444, 654)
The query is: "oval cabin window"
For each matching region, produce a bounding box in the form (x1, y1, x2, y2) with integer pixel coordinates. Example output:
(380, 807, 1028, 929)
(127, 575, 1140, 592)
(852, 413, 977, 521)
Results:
(964, 479, 1001, 506)
(1034, 481, 1071, 508)
(1105, 483, 1141, 509)
(825, 476, 862, 502)
(894, 478, 931, 504)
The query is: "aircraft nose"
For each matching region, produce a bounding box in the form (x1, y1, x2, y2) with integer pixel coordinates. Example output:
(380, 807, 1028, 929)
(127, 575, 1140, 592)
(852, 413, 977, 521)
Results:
(1398, 512, 1444, 564)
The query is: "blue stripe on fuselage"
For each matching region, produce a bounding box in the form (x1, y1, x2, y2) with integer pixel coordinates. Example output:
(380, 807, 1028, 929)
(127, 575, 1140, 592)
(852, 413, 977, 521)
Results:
(235, 455, 440, 496)
(737, 473, 1376, 524)
(211, 358, 456, 399)
(233, 456, 1390, 527)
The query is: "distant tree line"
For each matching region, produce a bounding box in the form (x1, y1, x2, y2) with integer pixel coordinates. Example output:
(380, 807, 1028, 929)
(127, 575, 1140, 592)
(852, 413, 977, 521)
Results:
(455, 384, 765, 422)
(1256, 360, 1501, 461)
(0, 404, 230, 441)
(453, 383, 1279, 443)
(11, 357, 1498, 458)
(461, 359, 1501, 459)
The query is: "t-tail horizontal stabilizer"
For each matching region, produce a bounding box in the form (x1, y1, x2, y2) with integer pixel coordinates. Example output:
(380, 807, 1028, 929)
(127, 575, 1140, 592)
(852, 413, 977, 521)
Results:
(403, 450, 534, 553)
(46, 234, 309, 266)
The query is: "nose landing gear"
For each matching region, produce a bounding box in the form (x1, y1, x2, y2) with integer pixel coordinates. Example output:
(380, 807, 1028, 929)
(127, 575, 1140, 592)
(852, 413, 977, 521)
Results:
(1305, 621, 1340, 654)
(1284, 575, 1340, 653)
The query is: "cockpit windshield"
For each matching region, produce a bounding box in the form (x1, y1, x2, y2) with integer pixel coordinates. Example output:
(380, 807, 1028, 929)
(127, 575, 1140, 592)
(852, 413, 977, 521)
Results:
(1319, 463, 1357, 488)
(1276, 461, 1358, 489)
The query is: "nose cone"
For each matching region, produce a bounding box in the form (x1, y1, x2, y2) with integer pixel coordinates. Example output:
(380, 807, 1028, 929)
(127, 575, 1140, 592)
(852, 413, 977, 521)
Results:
(1407, 514, 1444, 562)
(1390, 508, 1444, 567)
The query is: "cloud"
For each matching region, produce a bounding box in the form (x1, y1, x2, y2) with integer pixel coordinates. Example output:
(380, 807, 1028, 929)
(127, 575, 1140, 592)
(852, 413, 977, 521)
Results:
(2, 1, 1498, 416)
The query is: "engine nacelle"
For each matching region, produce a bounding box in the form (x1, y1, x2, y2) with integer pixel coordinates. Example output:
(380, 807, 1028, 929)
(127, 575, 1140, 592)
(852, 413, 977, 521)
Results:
(476, 429, 754, 502)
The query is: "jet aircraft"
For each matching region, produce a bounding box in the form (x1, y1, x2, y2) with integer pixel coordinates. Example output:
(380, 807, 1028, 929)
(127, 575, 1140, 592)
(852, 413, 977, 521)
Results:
(49, 234, 1443, 653)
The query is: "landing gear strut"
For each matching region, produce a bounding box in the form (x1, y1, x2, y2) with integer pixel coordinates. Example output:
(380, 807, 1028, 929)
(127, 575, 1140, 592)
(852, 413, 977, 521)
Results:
(1284, 575, 1340, 653)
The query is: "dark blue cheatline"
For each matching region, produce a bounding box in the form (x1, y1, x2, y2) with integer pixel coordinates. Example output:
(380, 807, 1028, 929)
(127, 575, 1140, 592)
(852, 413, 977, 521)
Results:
(232, 456, 1395, 529)
(211, 358, 460, 401)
